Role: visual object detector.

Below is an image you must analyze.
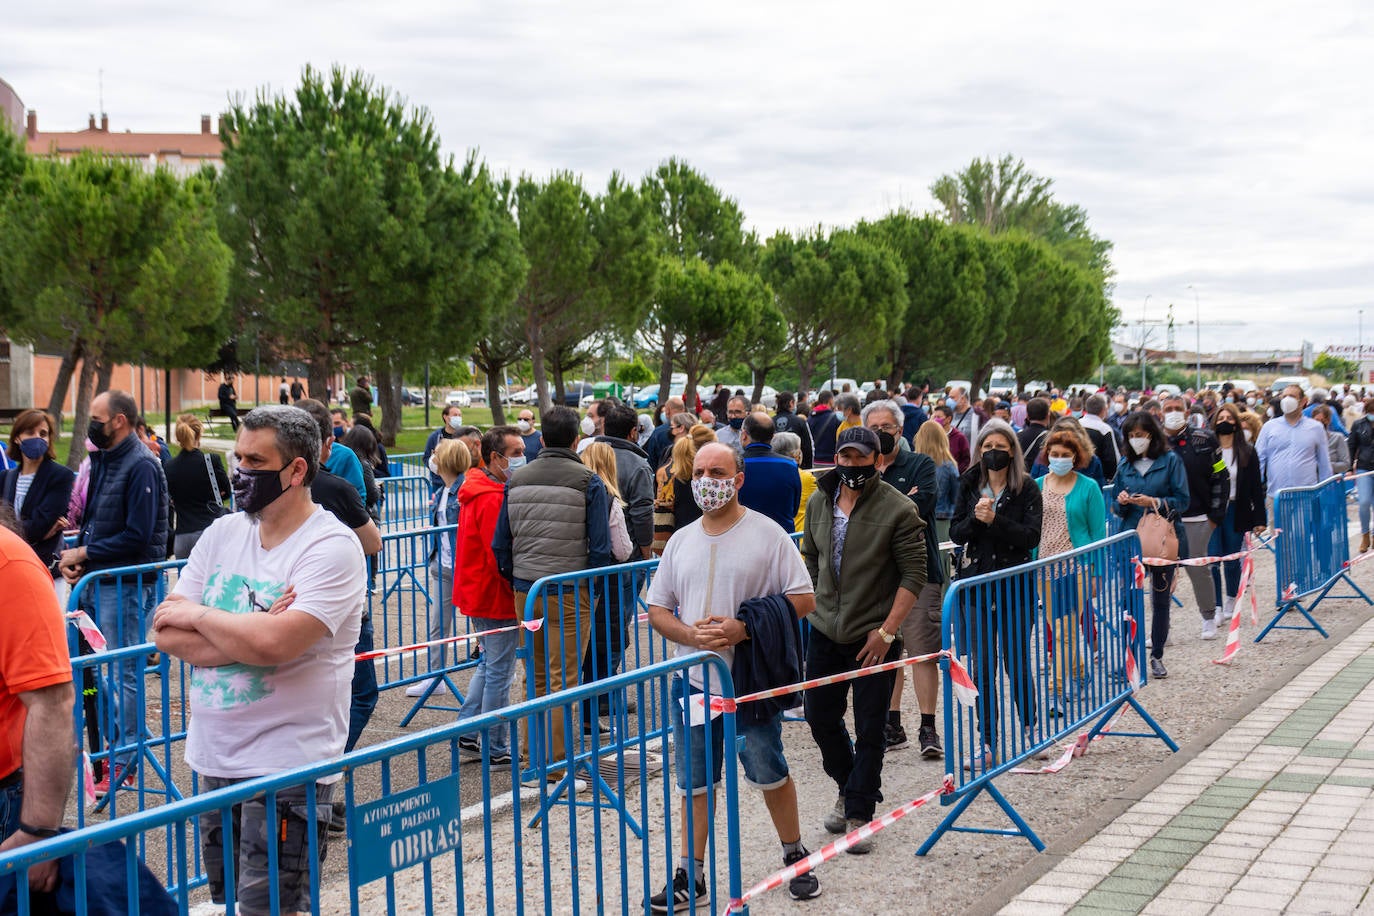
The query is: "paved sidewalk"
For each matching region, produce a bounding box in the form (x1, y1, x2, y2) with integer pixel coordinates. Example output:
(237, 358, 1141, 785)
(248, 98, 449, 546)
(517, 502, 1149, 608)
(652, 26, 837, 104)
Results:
(1001, 614, 1374, 915)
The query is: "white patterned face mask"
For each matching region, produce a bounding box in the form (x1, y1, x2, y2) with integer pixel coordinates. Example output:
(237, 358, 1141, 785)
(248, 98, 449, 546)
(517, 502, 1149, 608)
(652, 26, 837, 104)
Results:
(691, 475, 736, 512)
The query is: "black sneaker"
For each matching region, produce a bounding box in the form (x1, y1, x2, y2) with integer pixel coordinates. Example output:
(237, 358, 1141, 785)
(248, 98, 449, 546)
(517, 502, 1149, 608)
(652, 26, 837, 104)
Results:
(784, 847, 822, 900)
(883, 722, 908, 751)
(649, 867, 706, 913)
(917, 725, 943, 759)
(327, 800, 346, 833)
(1150, 657, 1167, 680)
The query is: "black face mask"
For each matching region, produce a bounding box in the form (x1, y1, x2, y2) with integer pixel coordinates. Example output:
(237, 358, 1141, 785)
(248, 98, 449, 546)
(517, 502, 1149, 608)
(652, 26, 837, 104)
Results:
(87, 418, 113, 450)
(232, 466, 290, 514)
(836, 463, 878, 490)
(981, 449, 1012, 472)
(1215, 421, 1236, 436)
(876, 431, 896, 455)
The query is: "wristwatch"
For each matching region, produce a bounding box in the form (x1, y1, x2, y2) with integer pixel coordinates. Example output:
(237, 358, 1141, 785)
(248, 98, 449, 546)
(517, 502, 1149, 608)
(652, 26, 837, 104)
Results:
(17, 820, 60, 838)
(877, 627, 895, 644)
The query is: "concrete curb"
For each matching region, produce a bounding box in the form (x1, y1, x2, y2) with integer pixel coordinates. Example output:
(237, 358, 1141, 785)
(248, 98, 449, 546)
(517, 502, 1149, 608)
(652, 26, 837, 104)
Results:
(967, 609, 1370, 916)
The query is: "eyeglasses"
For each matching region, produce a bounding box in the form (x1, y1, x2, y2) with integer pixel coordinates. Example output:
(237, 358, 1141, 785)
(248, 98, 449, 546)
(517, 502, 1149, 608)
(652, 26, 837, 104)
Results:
(868, 423, 900, 434)
(244, 584, 271, 614)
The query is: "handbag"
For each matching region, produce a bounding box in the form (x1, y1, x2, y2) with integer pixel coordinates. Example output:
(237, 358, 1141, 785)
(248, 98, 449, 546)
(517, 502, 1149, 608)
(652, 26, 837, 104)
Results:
(1136, 506, 1178, 561)
(652, 471, 676, 554)
(203, 452, 231, 517)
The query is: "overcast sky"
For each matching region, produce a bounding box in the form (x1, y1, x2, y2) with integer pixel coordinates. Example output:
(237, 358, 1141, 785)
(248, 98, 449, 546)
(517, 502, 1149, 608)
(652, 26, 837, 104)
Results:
(9, 0, 1372, 357)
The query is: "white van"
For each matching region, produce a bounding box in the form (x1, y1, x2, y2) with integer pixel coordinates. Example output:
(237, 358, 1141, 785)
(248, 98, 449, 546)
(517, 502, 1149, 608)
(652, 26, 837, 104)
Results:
(1270, 376, 1313, 395)
(818, 378, 859, 395)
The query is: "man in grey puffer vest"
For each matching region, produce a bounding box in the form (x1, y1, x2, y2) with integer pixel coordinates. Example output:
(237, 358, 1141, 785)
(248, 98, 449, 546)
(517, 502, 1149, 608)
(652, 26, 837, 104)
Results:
(492, 405, 612, 777)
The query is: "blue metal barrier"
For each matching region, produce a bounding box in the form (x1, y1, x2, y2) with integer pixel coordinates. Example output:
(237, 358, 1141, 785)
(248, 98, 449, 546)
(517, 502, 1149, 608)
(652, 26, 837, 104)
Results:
(3, 654, 744, 916)
(918, 531, 1177, 854)
(386, 451, 427, 478)
(517, 561, 674, 833)
(379, 474, 433, 531)
(1257, 475, 1372, 641)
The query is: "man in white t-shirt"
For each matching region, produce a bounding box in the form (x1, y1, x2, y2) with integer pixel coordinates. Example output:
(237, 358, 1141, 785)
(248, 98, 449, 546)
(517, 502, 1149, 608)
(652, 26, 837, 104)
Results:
(153, 405, 364, 916)
(645, 442, 820, 912)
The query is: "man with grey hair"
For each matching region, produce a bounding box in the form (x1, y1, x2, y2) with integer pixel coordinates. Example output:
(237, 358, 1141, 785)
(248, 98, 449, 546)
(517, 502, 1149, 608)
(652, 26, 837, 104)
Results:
(153, 405, 365, 914)
(716, 395, 750, 448)
(861, 399, 943, 756)
(949, 387, 979, 444)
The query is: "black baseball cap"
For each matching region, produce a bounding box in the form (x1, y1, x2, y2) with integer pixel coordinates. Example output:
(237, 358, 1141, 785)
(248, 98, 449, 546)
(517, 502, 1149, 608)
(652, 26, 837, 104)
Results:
(836, 426, 880, 456)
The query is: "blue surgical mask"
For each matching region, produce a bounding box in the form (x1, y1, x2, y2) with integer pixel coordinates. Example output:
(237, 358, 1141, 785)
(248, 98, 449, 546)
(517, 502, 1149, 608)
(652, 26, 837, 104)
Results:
(506, 455, 527, 470)
(1047, 456, 1075, 477)
(18, 437, 47, 460)
(945, 397, 957, 410)
(1071, 410, 1083, 418)
(332, 425, 344, 439)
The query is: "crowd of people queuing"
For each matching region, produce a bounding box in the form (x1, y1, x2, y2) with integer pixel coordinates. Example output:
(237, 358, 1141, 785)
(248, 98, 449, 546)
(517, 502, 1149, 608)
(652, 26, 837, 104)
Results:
(2, 371, 1372, 910)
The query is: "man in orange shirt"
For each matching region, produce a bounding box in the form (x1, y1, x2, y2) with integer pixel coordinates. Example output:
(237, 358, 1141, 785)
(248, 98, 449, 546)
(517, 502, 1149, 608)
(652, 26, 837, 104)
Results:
(0, 520, 76, 892)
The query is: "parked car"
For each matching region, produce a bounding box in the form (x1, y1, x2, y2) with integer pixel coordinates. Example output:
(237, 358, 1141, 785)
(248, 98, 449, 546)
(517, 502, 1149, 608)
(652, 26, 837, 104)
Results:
(1269, 376, 1311, 395)
(445, 390, 471, 408)
(1153, 384, 1182, 398)
(400, 387, 426, 406)
(465, 388, 487, 404)
(817, 378, 859, 396)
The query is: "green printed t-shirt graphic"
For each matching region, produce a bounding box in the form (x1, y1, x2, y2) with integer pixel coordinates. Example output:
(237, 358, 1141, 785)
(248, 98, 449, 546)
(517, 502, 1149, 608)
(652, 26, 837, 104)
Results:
(189, 569, 281, 709)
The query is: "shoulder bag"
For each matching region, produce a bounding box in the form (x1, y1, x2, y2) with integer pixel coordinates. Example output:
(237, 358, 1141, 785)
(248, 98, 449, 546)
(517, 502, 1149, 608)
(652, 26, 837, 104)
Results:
(204, 452, 231, 517)
(1136, 504, 1178, 561)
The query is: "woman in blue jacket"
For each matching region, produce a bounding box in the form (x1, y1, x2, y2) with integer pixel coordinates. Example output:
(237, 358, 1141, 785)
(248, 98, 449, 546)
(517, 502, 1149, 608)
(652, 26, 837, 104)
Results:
(1112, 412, 1190, 680)
(1036, 430, 1107, 713)
(1, 409, 76, 575)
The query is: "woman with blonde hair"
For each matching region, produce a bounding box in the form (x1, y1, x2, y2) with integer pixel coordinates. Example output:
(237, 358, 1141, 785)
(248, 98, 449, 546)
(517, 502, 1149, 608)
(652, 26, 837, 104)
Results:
(652, 425, 717, 553)
(162, 412, 231, 558)
(582, 441, 634, 563)
(913, 419, 959, 548)
(408, 438, 473, 697)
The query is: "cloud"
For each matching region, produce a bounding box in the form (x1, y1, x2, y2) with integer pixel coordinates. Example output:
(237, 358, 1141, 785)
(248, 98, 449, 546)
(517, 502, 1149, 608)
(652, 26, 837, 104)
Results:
(7, 0, 1371, 358)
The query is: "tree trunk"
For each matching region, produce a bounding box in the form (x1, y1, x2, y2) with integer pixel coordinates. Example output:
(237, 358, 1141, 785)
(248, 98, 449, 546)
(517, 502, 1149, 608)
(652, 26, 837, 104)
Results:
(95, 359, 114, 398)
(45, 333, 83, 442)
(550, 362, 567, 408)
(308, 341, 332, 409)
(529, 327, 553, 415)
(486, 372, 507, 426)
(970, 362, 994, 402)
(749, 365, 767, 407)
(373, 358, 401, 447)
(796, 356, 816, 402)
(888, 347, 910, 396)
(66, 356, 98, 469)
(657, 333, 673, 406)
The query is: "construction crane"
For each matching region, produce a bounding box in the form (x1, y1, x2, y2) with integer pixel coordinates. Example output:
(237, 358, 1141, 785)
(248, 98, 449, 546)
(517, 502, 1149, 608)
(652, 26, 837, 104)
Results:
(1120, 299, 1243, 390)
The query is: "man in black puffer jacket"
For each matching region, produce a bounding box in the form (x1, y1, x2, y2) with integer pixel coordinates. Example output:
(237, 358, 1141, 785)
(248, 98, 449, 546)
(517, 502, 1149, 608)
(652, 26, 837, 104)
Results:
(59, 390, 169, 794)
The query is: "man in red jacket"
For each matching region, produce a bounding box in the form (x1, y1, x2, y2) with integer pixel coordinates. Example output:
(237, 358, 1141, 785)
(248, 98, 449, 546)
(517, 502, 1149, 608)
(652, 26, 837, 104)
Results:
(451, 425, 526, 766)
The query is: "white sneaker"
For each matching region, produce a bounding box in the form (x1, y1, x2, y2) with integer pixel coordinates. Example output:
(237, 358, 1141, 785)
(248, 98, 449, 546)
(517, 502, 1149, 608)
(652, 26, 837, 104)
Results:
(1222, 596, 1235, 617)
(404, 678, 444, 697)
(1200, 618, 1218, 640)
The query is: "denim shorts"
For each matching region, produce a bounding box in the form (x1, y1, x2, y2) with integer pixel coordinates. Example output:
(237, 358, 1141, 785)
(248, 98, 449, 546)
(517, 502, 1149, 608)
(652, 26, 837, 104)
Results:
(670, 677, 789, 796)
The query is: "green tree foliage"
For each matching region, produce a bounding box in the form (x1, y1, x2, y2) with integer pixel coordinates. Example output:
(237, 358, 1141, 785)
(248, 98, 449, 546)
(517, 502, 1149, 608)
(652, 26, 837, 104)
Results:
(512, 171, 658, 412)
(1313, 353, 1358, 384)
(217, 65, 525, 442)
(641, 159, 755, 402)
(614, 356, 655, 388)
(0, 153, 230, 464)
(859, 214, 1016, 390)
(654, 258, 775, 396)
(988, 233, 1115, 388)
(930, 155, 1054, 234)
(760, 228, 908, 395)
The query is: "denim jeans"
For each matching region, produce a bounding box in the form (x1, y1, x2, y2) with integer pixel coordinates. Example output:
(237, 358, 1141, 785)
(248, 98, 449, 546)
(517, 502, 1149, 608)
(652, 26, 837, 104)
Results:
(0, 776, 22, 838)
(456, 616, 520, 756)
(1208, 504, 1245, 600)
(426, 562, 458, 672)
(580, 570, 638, 727)
(88, 580, 155, 770)
(1358, 474, 1374, 536)
(345, 614, 377, 753)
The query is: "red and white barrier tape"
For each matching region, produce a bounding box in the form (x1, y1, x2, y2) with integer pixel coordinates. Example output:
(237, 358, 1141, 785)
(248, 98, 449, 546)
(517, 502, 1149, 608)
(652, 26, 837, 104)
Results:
(722, 776, 955, 914)
(1213, 542, 1261, 666)
(1138, 530, 1281, 568)
(1011, 703, 1130, 775)
(65, 611, 107, 652)
(81, 751, 98, 805)
(355, 618, 543, 662)
(698, 651, 978, 714)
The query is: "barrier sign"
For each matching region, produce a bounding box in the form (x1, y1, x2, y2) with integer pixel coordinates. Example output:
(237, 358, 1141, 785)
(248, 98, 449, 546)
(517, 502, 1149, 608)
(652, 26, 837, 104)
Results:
(349, 774, 461, 885)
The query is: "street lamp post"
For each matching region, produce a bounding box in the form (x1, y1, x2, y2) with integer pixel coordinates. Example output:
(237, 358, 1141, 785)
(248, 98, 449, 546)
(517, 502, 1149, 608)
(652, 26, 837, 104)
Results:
(1188, 285, 1201, 390)
(1359, 309, 1365, 386)
(1141, 294, 1152, 391)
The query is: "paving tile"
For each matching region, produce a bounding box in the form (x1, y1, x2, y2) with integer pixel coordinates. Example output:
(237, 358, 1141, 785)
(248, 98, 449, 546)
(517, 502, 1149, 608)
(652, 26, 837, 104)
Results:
(1000, 901, 1073, 916)
(1071, 889, 1152, 913)
(1094, 876, 1167, 898)
(1019, 883, 1089, 905)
